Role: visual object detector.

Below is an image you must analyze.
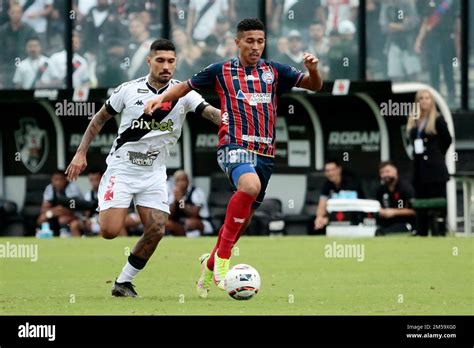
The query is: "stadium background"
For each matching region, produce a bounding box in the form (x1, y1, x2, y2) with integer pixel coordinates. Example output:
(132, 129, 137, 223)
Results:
(0, 0, 473, 236)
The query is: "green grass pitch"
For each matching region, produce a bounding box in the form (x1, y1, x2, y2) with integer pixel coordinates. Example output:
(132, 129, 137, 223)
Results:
(0, 236, 472, 315)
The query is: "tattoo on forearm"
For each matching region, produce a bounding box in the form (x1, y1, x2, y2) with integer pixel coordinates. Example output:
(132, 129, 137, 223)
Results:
(77, 106, 112, 152)
(132, 210, 167, 259)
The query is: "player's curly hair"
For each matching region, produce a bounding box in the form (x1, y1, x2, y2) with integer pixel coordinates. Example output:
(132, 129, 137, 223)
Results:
(237, 18, 265, 35)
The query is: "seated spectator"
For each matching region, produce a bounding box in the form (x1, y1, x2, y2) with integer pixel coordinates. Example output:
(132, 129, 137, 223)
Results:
(132, 10, 162, 39)
(170, 0, 191, 29)
(187, 0, 229, 42)
(0, 3, 37, 89)
(327, 20, 358, 80)
(270, 0, 322, 39)
(123, 205, 143, 236)
(13, 37, 49, 89)
(72, 0, 96, 25)
(276, 36, 289, 56)
(69, 168, 141, 236)
(40, 31, 89, 88)
(314, 159, 364, 231)
(172, 27, 201, 81)
(0, 0, 10, 26)
(307, 21, 329, 76)
(217, 31, 238, 59)
(376, 161, 415, 235)
(109, 0, 128, 22)
(414, 0, 458, 103)
(37, 169, 83, 237)
(321, 0, 359, 35)
(21, 0, 53, 50)
(380, 0, 421, 82)
(48, 0, 68, 53)
(166, 170, 214, 237)
(228, 0, 260, 27)
(81, 0, 127, 87)
(214, 15, 231, 52)
(96, 37, 127, 87)
(195, 35, 222, 70)
(68, 168, 101, 237)
(275, 29, 305, 72)
(81, 0, 124, 56)
(126, 18, 153, 80)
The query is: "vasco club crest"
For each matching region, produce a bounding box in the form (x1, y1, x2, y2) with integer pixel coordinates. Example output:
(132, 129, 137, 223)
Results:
(15, 118, 48, 173)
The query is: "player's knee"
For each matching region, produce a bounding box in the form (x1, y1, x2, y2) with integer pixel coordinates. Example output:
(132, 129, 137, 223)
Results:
(238, 182, 261, 197)
(100, 225, 122, 239)
(237, 174, 261, 197)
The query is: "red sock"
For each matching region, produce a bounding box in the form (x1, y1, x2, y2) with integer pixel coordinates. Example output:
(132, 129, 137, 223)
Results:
(206, 225, 224, 271)
(217, 191, 255, 259)
(207, 218, 248, 271)
(233, 221, 247, 245)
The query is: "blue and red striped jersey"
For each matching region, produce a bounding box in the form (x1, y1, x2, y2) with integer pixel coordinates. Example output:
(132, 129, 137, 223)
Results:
(187, 58, 304, 157)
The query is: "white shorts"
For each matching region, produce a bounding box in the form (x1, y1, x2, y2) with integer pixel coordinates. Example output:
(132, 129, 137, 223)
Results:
(97, 159, 170, 214)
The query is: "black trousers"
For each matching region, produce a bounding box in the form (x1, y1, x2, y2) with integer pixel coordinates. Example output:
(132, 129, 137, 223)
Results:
(376, 222, 412, 236)
(414, 182, 447, 236)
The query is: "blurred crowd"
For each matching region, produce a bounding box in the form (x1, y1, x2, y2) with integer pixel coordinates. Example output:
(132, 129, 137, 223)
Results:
(33, 167, 213, 238)
(0, 0, 462, 105)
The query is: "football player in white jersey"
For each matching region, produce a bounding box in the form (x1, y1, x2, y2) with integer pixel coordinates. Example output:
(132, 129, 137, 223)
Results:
(66, 39, 221, 297)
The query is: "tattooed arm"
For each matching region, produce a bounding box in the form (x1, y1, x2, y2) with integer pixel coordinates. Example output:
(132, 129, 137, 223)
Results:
(201, 105, 221, 126)
(65, 105, 113, 181)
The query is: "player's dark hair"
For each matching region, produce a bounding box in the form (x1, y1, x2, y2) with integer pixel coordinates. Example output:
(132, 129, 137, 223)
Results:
(150, 38, 176, 53)
(237, 18, 265, 35)
(324, 158, 341, 168)
(379, 160, 398, 171)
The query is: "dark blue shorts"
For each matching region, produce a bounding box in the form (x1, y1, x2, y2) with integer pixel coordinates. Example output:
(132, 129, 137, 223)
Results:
(217, 145, 274, 210)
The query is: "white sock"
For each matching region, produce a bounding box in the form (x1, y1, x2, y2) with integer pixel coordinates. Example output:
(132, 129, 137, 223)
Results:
(116, 261, 140, 283)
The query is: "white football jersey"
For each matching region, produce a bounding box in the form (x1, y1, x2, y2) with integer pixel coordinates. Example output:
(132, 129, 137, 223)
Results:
(105, 75, 204, 167)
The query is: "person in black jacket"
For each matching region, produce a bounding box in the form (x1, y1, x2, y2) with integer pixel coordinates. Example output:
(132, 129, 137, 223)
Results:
(314, 159, 365, 231)
(407, 89, 452, 236)
(376, 161, 416, 235)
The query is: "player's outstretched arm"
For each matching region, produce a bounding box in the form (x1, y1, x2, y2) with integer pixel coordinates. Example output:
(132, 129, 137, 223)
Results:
(298, 53, 323, 92)
(65, 105, 113, 181)
(201, 105, 222, 126)
(144, 81, 192, 115)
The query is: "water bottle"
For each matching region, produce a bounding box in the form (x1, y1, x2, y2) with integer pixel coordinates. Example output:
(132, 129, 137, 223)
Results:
(36, 222, 53, 239)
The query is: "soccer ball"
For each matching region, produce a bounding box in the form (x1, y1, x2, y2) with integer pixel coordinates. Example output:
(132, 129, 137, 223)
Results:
(224, 264, 261, 300)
